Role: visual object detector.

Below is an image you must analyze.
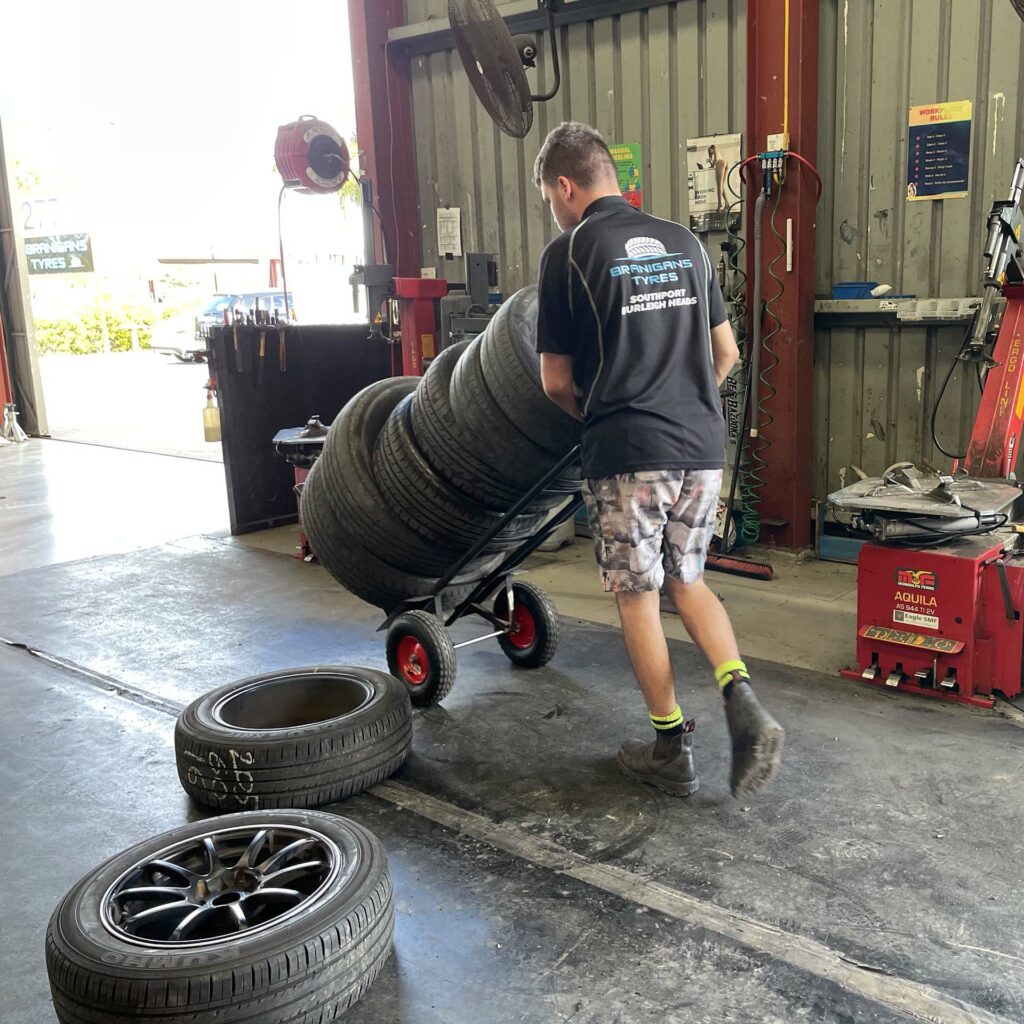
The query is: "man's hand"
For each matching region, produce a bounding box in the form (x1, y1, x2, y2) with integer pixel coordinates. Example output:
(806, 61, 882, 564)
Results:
(540, 353, 584, 422)
(711, 320, 741, 387)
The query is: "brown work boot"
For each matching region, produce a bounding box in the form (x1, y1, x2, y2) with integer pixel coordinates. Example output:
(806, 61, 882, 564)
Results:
(616, 725, 698, 797)
(724, 680, 784, 798)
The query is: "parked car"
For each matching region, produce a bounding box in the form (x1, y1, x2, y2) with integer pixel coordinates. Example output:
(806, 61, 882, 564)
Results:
(151, 291, 296, 362)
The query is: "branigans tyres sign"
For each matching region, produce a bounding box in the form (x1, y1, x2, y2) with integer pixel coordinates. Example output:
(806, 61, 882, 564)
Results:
(25, 233, 94, 275)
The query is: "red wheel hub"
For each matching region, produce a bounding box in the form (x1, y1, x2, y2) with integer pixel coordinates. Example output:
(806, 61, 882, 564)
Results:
(396, 636, 430, 685)
(507, 604, 536, 650)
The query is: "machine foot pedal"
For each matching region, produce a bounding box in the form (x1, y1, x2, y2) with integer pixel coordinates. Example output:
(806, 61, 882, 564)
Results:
(885, 670, 904, 688)
(862, 659, 880, 681)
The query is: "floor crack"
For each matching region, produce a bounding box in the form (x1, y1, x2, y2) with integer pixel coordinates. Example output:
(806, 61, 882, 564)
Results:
(0, 635, 184, 717)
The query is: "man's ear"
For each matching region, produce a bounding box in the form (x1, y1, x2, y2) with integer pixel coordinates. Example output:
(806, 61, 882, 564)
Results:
(557, 175, 574, 201)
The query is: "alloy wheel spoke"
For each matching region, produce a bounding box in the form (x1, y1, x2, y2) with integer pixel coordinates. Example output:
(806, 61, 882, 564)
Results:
(123, 900, 198, 929)
(256, 837, 317, 875)
(260, 860, 325, 887)
(116, 886, 191, 904)
(245, 887, 304, 905)
(202, 836, 225, 874)
(146, 859, 199, 886)
(236, 829, 270, 870)
(228, 902, 249, 930)
(170, 904, 218, 941)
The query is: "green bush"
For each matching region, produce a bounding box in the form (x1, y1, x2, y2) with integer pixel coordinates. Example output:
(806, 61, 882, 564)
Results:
(35, 306, 156, 355)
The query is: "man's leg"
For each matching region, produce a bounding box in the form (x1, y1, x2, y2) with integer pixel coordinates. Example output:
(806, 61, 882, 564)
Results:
(582, 474, 698, 797)
(663, 576, 739, 670)
(614, 587, 698, 796)
(615, 590, 677, 718)
(662, 472, 784, 798)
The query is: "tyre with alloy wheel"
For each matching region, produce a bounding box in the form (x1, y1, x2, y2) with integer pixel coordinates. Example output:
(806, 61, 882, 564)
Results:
(385, 609, 457, 707)
(494, 580, 560, 668)
(46, 810, 394, 1023)
(175, 666, 412, 811)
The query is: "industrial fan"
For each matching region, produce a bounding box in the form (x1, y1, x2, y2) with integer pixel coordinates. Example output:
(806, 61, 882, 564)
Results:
(1013, 0, 1024, 22)
(448, 0, 563, 139)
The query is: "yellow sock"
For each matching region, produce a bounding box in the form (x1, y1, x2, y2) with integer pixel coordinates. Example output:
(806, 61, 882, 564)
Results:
(714, 660, 750, 689)
(649, 705, 684, 732)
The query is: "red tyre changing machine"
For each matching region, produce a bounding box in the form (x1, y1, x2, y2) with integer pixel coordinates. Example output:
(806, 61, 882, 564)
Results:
(829, 160, 1024, 708)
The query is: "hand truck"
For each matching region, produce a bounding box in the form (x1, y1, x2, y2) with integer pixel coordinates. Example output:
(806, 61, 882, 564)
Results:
(380, 445, 583, 706)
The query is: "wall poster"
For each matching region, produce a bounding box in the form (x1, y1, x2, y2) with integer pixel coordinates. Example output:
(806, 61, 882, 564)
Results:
(907, 101, 972, 201)
(609, 143, 644, 209)
(687, 133, 743, 232)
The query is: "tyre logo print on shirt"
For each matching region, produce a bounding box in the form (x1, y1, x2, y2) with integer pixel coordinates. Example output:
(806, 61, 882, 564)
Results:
(611, 238, 698, 315)
(624, 237, 669, 259)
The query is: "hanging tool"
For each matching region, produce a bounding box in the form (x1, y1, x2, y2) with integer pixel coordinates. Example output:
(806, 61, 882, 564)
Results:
(276, 312, 288, 372)
(257, 308, 267, 384)
(232, 307, 244, 373)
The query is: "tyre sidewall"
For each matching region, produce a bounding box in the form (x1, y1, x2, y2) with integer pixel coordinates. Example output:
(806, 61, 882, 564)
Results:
(174, 668, 412, 811)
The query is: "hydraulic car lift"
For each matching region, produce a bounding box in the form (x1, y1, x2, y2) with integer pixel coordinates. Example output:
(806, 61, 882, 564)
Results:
(829, 160, 1024, 708)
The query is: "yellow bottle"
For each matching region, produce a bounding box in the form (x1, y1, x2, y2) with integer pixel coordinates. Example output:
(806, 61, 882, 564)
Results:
(203, 391, 221, 443)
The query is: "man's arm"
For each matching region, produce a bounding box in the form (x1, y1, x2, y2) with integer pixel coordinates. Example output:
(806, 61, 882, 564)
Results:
(536, 234, 582, 419)
(540, 353, 584, 422)
(711, 320, 740, 387)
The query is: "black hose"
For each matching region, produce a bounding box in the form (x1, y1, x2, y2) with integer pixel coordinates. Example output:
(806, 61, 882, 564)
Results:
(531, 6, 562, 102)
(931, 322, 982, 461)
(722, 355, 753, 554)
(895, 516, 1008, 547)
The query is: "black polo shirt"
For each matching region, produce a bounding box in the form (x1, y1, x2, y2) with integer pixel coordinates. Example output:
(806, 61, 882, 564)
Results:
(536, 195, 728, 479)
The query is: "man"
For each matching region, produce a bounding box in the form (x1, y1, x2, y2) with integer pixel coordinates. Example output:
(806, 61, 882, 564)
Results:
(533, 122, 783, 799)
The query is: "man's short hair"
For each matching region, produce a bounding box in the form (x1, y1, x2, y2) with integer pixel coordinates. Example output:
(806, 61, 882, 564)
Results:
(533, 122, 617, 190)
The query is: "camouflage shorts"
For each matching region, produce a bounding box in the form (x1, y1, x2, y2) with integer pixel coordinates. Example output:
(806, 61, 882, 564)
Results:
(581, 470, 724, 592)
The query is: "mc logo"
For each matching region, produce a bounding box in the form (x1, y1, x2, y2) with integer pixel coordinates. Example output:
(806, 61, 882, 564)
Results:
(896, 569, 937, 591)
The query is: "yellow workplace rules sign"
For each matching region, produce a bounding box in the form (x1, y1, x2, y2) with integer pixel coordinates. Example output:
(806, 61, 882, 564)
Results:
(907, 100, 972, 201)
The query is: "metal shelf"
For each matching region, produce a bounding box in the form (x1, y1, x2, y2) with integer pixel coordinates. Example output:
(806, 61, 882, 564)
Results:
(814, 297, 988, 329)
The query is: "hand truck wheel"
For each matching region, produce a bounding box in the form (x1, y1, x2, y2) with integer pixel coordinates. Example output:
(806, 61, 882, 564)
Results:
(494, 580, 559, 669)
(386, 610, 457, 707)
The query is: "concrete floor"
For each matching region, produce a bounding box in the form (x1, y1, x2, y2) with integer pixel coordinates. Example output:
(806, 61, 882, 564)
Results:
(0, 438, 228, 576)
(39, 351, 221, 461)
(3, 440, 1024, 1024)
(237, 520, 860, 676)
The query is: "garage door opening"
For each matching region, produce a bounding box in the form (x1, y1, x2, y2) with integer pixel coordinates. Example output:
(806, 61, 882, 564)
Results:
(1, 0, 362, 463)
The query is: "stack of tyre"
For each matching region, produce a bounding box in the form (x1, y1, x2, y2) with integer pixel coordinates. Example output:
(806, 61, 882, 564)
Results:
(302, 286, 582, 611)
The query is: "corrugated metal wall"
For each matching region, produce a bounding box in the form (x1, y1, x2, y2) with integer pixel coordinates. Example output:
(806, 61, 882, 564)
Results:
(401, 0, 1024, 508)
(406, 0, 522, 21)
(404, 0, 746, 291)
(814, 0, 1024, 500)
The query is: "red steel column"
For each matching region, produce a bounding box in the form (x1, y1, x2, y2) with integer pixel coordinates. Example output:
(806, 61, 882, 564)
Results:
(348, 1, 421, 277)
(0, 313, 13, 408)
(746, 0, 819, 549)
